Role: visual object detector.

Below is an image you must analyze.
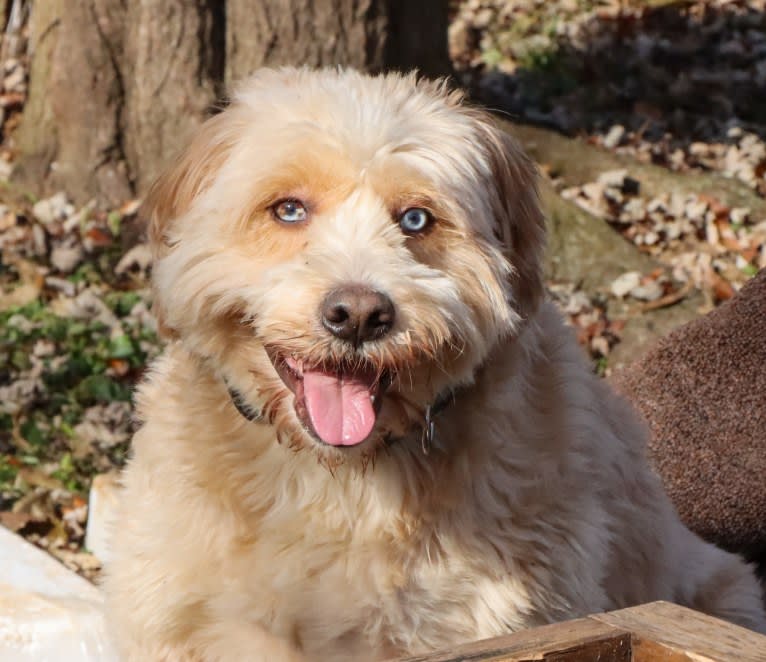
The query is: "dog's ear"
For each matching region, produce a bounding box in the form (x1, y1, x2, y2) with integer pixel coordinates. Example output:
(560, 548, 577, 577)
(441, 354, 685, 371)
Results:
(141, 110, 239, 258)
(473, 116, 546, 316)
(140, 110, 240, 337)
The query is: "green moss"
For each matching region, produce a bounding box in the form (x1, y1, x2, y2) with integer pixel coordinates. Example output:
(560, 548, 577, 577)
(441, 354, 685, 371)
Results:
(0, 456, 17, 489)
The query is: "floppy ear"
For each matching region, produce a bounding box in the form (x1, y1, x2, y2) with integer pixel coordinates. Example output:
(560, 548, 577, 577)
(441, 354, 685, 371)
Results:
(141, 110, 240, 259)
(140, 110, 241, 336)
(473, 115, 546, 316)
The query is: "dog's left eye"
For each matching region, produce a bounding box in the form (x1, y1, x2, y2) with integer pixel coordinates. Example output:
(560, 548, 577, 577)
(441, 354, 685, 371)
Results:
(272, 199, 308, 224)
(399, 208, 433, 234)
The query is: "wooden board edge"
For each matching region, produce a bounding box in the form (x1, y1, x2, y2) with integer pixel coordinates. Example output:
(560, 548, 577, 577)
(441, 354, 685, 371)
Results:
(590, 601, 766, 662)
(394, 617, 630, 662)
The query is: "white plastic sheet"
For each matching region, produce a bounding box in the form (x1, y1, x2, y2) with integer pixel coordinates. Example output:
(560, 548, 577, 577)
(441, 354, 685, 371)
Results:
(0, 526, 118, 661)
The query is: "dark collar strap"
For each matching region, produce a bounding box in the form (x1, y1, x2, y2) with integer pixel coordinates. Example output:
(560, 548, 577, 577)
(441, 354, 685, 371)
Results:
(430, 387, 458, 417)
(226, 382, 265, 423)
(419, 385, 464, 454)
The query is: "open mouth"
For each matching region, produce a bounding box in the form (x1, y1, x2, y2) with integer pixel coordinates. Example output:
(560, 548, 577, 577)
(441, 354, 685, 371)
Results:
(266, 348, 389, 447)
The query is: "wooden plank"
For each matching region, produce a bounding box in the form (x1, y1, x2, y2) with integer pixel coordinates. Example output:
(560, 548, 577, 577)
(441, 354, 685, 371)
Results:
(629, 638, 697, 662)
(395, 617, 631, 662)
(591, 601, 766, 662)
(538, 633, 630, 662)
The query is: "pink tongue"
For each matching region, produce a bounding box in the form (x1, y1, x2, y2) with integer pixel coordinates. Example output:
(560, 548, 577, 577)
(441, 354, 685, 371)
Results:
(302, 368, 377, 446)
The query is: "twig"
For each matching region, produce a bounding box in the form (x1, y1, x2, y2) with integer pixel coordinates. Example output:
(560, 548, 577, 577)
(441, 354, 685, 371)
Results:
(640, 280, 695, 312)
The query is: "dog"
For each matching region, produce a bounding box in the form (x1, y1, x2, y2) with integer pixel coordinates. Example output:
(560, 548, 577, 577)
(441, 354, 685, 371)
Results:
(103, 68, 766, 661)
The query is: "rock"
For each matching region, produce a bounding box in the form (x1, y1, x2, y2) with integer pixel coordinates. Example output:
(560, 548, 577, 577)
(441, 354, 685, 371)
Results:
(0, 526, 118, 661)
(51, 244, 84, 274)
(85, 472, 121, 565)
(611, 271, 642, 298)
(541, 179, 659, 295)
(607, 288, 704, 372)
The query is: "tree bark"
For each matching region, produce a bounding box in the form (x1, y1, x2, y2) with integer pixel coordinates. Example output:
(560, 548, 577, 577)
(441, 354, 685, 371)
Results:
(12, 0, 451, 206)
(13, 0, 133, 205)
(122, 1, 225, 194)
(225, 0, 450, 85)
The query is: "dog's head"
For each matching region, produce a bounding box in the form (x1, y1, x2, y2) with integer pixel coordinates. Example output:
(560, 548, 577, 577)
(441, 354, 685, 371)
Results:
(144, 68, 544, 464)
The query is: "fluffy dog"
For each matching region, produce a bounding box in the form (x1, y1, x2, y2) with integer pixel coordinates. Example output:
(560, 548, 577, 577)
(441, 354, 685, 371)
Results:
(104, 68, 766, 661)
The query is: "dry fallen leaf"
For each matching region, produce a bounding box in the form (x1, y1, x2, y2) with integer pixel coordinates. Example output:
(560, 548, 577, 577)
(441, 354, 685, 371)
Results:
(0, 510, 33, 532)
(709, 271, 736, 302)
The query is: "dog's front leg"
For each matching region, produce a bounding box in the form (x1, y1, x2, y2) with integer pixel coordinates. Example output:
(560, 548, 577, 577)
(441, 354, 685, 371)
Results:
(185, 619, 308, 662)
(121, 622, 307, 662)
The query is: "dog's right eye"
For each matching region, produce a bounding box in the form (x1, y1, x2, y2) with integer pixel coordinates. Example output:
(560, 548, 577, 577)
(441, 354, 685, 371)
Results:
(398, 207, 433, 235)
(272, 199, 308, 224)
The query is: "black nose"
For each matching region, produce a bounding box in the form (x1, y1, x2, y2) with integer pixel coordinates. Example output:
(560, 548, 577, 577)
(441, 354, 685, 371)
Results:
(321, 285, 395, 345)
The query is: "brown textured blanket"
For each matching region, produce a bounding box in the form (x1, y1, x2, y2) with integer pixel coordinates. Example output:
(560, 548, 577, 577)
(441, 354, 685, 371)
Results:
(614, 269, 766, 577)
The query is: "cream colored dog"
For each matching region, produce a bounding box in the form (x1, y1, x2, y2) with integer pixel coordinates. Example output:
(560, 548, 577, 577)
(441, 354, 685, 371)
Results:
(104, 68, 766, 661)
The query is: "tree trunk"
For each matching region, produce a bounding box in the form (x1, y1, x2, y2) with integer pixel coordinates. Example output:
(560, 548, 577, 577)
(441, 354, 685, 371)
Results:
(12, 0, 451, 206)
(225, 0, 450, 85)
(13, 0, 134, 205)
(121, 1, 225, 195)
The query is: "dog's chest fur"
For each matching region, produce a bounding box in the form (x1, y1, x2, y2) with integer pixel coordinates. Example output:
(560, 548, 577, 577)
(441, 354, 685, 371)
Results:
(197, 462, 583, 660)
(120, 329, 620, 659)
(224, 509, 515, 659)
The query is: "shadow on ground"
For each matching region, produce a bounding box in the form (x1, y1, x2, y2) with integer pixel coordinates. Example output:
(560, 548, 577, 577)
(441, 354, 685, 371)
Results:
(456, 1, 766, 163)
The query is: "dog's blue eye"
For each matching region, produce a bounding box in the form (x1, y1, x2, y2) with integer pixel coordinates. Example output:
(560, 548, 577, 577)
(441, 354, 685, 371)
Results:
(272, 199, 308, 224)
(399, 208, 432, 234)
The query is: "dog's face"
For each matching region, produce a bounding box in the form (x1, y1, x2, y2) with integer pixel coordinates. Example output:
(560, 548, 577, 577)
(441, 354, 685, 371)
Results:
(144, 69, 544, 465)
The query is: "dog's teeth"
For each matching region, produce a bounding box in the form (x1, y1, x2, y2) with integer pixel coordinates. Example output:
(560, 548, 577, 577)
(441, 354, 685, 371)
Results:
(370, 395, 376, 404)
